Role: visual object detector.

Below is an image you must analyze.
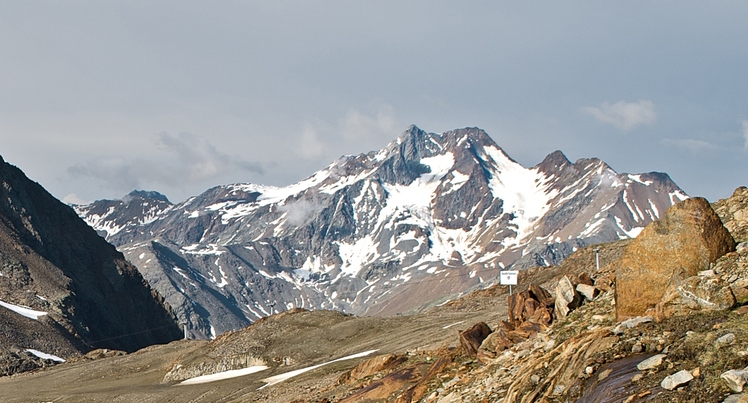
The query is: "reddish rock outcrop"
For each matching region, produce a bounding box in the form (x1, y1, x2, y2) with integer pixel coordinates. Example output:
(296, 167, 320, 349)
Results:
(459, 322, 492, 358)
(615, 198, 735, 319)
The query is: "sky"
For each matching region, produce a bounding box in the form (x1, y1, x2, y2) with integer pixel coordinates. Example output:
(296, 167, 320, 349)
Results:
(1, 1, 746, 204)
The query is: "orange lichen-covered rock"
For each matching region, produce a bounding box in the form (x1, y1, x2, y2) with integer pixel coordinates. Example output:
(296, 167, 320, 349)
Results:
(615, 197, 735, 319)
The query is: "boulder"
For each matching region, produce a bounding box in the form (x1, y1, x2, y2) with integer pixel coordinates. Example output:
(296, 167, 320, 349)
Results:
(615, 198, 735, 319)
(459, 322, 492, 358)
(722, 368, 748, 393)
(477, 330, 514, 361)
(660, 369, 693, 390)
(555, 276, 582, 318)
(655, 275, 736, 319)
(508, 285, 554, 327)
(576, 283, 599, 301)
(712, 186, 748, 243)
(713, 249, 748, 304)
(636, 354, 667, 371)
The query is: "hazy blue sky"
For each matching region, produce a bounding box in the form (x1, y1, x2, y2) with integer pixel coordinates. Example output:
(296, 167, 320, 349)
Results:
(1, 1, 746, 203)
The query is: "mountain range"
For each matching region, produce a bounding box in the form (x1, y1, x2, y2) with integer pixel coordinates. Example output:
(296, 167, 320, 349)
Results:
(74, 125, 688, 339)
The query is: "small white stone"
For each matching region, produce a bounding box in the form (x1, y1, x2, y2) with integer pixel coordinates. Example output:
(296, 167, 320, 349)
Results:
(661, 370, 694, 390)
(721, 368, 748, 393)
(716, 333, 736, 347)
(637, 354, 667, 371)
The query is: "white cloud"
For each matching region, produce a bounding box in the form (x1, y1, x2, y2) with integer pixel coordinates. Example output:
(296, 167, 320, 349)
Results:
(340, 104, 398, 142)
(61, 193, 89, 205)
(582, 100, 657, 131)
(661, 138, 717, 153)
(743, 120, 748, 150)
(298, 123, 326, 159)
(295, 104, 400, 161)
(67, 133, 263, 196)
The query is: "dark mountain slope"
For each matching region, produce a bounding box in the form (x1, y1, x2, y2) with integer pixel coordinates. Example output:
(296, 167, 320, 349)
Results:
(0, 155, 182, 371)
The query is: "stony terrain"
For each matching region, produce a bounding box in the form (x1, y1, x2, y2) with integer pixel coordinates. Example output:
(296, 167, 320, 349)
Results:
(2, 175, 748, 401)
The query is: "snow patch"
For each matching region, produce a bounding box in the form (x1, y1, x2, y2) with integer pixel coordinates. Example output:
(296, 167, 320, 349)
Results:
(26, 349, 65, 362)
(0, 300, 47, 320)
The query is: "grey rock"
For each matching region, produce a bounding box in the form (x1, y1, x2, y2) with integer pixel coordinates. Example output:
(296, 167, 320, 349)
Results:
(637, 354, 667, 371)
(555, 276, 582, 318)
(576, 283, 599, 301)
(661, 370, 694, 390)
(717, 333, 737, 347)
(723, 393, 748, 403)
(722, 368, 748, 393)
(613, 316, 654, 335)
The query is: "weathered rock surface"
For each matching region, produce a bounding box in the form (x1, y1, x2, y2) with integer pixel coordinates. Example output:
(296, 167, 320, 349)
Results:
(656, 274, 736, 319)
(722, 368, 748, 393)
(636, 354, 667, 371)
(714, 187, 748, 243)
(458, 322, 492, 358)
(615, 197, 735, 319)
(555, 275, 582, 318)
(661, 369, 694, 390)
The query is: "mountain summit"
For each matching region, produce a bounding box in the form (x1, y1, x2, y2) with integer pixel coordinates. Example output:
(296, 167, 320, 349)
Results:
(76, 126, 687, 338)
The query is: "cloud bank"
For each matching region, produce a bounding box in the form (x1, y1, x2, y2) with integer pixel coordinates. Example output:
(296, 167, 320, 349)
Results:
(68, 133, 263, 198)
(582, 100, 657, 131)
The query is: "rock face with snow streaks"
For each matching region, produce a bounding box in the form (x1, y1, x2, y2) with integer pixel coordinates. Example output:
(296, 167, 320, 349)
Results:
(75, 125, 687, 338)
(0, 156, 182, 375)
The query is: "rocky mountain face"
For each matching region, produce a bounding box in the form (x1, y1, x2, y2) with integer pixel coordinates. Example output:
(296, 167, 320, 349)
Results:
(75, 125, 688, 339)
(0, 155, 182, 375)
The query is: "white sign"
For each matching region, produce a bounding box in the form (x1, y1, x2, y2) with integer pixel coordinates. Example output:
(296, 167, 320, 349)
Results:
(499, 270, 518, 285)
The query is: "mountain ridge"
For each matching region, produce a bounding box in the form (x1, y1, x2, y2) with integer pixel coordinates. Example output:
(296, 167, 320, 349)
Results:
(75, 125, 687, 338)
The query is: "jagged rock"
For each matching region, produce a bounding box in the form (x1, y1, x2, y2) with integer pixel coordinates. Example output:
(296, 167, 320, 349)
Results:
(576, 284, 599, 301)
(555, 276, 582, 318)
(722, 368, 748, 393)
(656, 275, 736, 319)
(661, 369, 694, 390)
(508, 285, 554, 327)
(574, 273, 594, 286)
(459, 322, 492, 358)
(477, 330, 514, 361)
(615, 198, 735, 319)
(713, 187, 748, 243)
(714, 249, 748, 304)
(636, 354, 667, 371)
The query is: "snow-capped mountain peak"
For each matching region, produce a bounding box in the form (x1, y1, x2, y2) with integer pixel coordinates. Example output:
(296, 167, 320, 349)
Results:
(75, 126, 687, 338)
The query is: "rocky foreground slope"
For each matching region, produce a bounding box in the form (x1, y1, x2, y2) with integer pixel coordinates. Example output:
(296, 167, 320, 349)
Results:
(75, 125, 687, 338)
(3, 187, 748, 402)
(0, 155, 183, 376)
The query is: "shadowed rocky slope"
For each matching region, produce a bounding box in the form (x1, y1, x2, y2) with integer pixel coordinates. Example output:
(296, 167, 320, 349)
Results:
(0, 155, 182, 375)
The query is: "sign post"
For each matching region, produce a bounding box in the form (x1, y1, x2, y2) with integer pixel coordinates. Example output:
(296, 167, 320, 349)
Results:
(500, 270, 519, 295)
